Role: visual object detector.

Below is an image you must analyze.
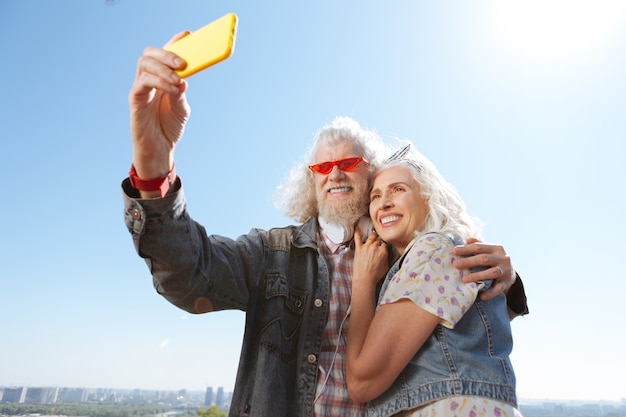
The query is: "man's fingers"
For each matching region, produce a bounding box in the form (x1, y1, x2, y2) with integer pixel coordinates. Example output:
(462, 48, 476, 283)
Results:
(454, 242, 505, 256)
(453, 253, 492, 269)
(137, 47, 186, 78)
(494, 266, 504, 278)
(460, 263, 511, 282)
(132, 56, 186, 98)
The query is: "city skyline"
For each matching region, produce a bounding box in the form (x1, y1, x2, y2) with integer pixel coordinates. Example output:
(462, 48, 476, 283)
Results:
(0, 385, 232, 407)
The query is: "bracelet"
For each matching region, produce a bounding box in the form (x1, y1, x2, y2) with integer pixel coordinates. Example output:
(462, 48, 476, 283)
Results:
(129, 163, 176, 198)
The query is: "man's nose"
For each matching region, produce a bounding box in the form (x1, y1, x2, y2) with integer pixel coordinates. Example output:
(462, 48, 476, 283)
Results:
(327, 165, 345, 180)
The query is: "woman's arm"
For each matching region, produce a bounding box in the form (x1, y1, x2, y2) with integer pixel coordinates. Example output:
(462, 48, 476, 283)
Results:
(347, 296, 439, 403)
(347, 233, 477, 403)
(346, 230, 389, 387)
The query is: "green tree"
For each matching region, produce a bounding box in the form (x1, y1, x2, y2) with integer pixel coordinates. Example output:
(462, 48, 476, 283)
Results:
(197, 405, 227, 417)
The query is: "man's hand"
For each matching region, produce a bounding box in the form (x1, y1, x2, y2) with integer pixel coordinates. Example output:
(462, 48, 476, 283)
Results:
(452, 238, 516, 301)
(129, 31, 192, 183)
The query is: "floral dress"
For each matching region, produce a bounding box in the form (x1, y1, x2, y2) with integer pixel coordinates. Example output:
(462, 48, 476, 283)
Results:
(379, 233, 523, 417)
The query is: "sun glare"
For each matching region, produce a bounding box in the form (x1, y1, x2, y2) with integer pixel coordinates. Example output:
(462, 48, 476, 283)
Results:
(484, 0, 626, 72)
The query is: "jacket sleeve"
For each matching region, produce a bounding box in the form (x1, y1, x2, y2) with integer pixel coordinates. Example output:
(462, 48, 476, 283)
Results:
(122, 177, 264, 314)
(507, 272, 529, 318)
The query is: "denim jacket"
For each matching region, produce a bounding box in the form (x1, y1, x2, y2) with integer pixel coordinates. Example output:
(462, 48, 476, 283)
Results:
(123, 179, 330, 417)
(367, 234, 517, 417)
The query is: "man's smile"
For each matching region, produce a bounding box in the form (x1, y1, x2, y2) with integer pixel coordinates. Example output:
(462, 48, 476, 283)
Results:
(328, 186, 352, 194)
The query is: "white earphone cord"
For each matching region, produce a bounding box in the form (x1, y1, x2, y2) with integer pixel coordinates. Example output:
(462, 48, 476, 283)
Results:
(314, 305, 351, 403)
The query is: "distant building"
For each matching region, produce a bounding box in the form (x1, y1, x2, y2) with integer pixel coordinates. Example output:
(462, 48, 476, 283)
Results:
(205, 386, 214, 406)
(1, 386, 26, 403)
(24, 387, 51, 403)
(216, 386, 224, 407)
(58, 387, 88, 403)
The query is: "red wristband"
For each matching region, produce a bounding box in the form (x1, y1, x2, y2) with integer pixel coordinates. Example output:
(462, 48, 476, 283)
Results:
(129, 164, 176, 198)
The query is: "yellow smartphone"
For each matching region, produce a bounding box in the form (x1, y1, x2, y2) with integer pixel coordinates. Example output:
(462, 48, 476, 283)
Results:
(164, 13, 238, 78)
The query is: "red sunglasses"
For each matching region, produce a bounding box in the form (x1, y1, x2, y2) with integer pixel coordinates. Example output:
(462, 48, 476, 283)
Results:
(308, 157, 369, 175)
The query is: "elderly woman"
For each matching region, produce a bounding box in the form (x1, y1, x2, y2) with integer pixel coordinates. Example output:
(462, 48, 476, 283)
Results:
(346, 144, 523, 417)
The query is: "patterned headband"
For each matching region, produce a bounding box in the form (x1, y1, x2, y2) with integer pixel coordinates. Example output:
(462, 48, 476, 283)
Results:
(383, 143, 421, 172)
(384, 144, 411, 163)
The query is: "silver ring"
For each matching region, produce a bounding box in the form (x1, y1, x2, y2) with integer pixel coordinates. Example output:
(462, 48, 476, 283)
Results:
(495, 266, 504, 278)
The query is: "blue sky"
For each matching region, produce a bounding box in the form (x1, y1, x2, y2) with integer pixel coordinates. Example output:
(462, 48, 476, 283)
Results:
(1, 0, 625, 403)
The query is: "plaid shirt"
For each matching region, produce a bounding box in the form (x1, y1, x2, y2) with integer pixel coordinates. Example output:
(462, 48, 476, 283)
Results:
(314, 232, 367, 417)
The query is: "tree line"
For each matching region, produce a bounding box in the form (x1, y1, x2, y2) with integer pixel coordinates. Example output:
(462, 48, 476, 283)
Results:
(0, 402, 189, 417)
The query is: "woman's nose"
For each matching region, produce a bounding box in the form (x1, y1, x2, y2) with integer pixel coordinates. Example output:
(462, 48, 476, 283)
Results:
(381, 194, 393, 209)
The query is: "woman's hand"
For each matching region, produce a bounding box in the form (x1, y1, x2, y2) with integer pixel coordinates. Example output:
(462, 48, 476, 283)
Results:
(353, 229, 389, 287)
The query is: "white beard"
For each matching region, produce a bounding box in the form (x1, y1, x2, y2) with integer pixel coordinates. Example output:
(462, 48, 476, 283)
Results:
(317, 183, 369, 226)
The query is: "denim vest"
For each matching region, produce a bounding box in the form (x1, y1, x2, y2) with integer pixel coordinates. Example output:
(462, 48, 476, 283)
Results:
(123, 179, 334, 417)
(367, 233, 517, 417)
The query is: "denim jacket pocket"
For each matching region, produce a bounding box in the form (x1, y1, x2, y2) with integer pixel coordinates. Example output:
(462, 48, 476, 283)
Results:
(260, 271, 308, 361)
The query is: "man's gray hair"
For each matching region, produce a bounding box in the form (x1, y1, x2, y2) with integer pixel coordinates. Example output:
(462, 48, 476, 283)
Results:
(274, 117, 388, 223)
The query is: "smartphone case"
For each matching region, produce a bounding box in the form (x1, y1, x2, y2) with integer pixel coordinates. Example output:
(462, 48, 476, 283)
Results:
(164, 13, 238, 78)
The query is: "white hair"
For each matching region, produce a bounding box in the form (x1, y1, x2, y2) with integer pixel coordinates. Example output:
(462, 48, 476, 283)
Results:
(376, 143, 483, 242)
(275, 117, 389, 223)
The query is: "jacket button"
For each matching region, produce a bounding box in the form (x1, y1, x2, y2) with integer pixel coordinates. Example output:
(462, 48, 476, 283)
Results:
(314, 299, 323, 308)
(127, 208, 141, 220)
(307, 354, 317, 363)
